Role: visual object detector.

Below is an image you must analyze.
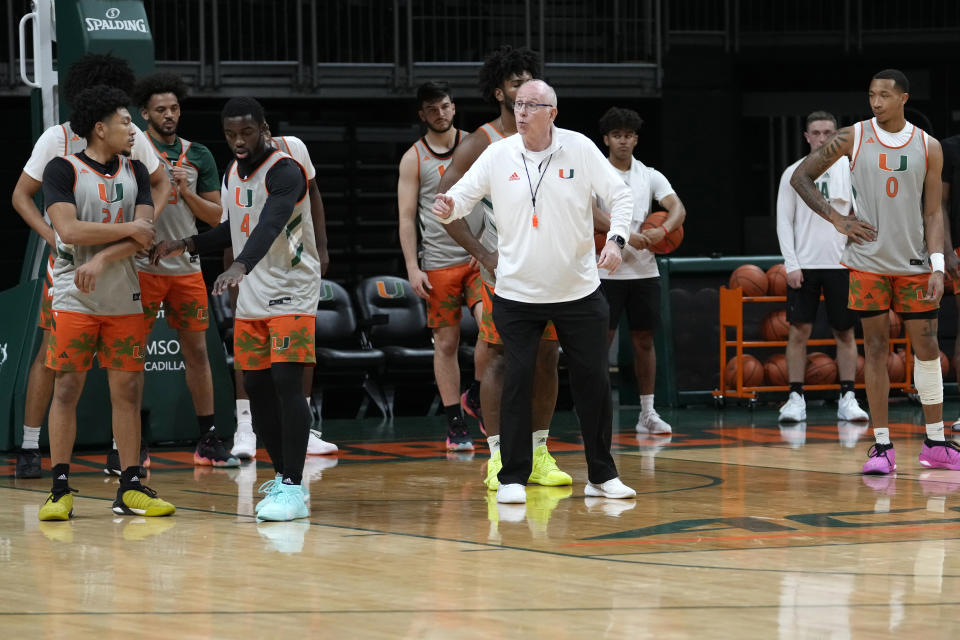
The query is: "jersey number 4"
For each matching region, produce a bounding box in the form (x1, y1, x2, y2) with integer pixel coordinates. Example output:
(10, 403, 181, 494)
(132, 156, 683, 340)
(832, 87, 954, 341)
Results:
(240, 213, 251, 237)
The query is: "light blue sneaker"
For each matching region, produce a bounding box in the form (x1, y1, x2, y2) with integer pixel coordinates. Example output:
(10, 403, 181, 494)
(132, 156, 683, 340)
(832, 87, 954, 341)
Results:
(256, 475, 311, 515)
(257, 482, 309, 522)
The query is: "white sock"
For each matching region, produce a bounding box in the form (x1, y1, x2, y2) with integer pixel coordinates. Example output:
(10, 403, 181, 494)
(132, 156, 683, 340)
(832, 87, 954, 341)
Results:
(532, 429, 549, 451)
(926, 421, 945, 441)
(640, 394, 655, 414)
(112, 438, 117, 450)
(487, 435, 500, 455)
(22, 426, 40, 450)
(236, 399, 253, 434)
(305, 396, 311, 407)
(873, 427, 891, 446)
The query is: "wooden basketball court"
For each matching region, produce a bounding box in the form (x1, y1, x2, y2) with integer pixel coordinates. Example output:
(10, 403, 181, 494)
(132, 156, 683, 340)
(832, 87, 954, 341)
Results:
(2, 402, 959, 637)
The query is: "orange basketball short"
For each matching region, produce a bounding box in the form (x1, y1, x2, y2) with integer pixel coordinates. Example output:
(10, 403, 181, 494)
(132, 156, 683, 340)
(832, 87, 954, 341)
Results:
(847, 268, 939, 314)
(38, 253, 55, 331)
(138, 271, 210, 333)
(424, 263, 482, 328)
(45, 310, 146, 372)
(479, 281, 558, 345)
(233, 314, 316, 370)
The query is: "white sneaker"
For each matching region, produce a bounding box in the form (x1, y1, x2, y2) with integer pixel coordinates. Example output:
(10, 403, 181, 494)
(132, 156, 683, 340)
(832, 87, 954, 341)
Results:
(636, 411, 672, 434)
(584, 477, 636, 499)
(778, 391, 806, 422)
(497, 483, 526, 504)
(837, 391, 869, 421)
(584, 497, 637, 517)
(952, 417, 960, 432)
(231, 431, 257, 459)
(307, 429, 338, 456)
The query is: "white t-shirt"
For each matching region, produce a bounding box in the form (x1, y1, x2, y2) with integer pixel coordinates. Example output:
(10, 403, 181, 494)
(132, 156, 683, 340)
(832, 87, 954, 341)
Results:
(777, 156, 852, 272)
(596, 158, 675, 280)
(22, 122, 160, 180)
(851, 117, 931, 162)
(442, 126, 633, 304)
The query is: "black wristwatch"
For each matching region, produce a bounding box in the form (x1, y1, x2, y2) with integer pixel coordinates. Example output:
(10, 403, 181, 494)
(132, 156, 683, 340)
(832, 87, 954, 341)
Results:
(609, 234, 626, 250)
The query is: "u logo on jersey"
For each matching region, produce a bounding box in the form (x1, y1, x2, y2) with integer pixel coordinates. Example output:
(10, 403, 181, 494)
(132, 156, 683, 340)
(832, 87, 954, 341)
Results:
(376, 280, 404, 299)
(558, 169, 575, 179)
(235, 187, 254, 207)
(98, 183, 124, 203)
(878, 154, 908, 172)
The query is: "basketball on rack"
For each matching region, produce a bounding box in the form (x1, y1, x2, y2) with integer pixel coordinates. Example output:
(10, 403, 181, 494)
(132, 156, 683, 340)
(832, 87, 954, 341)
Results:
(640, 211, 684, 254)
(760, 309, 790, 341)
(888, 310, 902, 338)
(856, 353, 865, 383)
(729, 264, 768, 297)
(725, 354, 764, 388)
(887, 350, 906, 382)
(764, 353, 788, 386)
(805, 352, 838, 385)
(766, 264, 788, 296)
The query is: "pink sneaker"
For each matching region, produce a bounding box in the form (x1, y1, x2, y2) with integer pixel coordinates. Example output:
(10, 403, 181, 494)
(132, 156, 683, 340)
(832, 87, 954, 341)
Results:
(918, 440, 960, 470)
(460, 390, 485, 436)
(862, 444, 896, 474)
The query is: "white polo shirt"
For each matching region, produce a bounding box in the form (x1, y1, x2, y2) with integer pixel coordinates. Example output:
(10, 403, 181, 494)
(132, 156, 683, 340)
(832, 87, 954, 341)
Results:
(441, 126, 633, 304)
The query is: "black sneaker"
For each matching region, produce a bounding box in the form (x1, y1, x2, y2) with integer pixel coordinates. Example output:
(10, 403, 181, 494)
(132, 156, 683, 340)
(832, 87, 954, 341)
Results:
(194, 432, 240, 467)
(445, 416, 474, 451)
(460, 389, 485, 436)
(15, 448, 42, 478)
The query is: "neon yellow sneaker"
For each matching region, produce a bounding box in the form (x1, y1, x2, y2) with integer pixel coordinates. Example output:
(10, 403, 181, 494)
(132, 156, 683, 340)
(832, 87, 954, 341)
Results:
(528, 445, 572, 486)
(526, 486, 573, 534)
(484, 450, 502, 491)
(38, 490, 75, 521)
(112, 485, 176, 517)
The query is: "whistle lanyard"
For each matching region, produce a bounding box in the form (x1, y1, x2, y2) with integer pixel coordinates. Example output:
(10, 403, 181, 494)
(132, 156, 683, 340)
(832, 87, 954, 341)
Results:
(522, 152, 554, 228)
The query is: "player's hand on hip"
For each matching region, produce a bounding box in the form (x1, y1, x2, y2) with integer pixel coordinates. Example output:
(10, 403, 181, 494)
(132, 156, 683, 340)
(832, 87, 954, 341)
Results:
(832, 213, 876, 244)
(597, 242, 622, 274)
(432, 194, 454, 219)
(479, 250, 498, 276)
(129, 218, 156, 248)
(786, 269, 804, 289)
(924, 271, 945, 303)
(408, 269, 432, 300)
(213, 262, 247, 295)
(75, 256, 105, 293)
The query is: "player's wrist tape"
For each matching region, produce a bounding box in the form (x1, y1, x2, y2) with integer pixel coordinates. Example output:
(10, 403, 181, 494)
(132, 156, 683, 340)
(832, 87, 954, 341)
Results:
(931, 252, 945, 273)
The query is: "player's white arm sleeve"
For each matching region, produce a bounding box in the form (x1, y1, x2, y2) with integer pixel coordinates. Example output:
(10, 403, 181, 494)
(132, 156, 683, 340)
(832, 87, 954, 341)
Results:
(443, 147, 493, 223)
(288, 137, 317, 181)
(22, 125, 64, 181)
(649, 169, 676, 202)
(777, 168, 800, 273)
(590, 145, 632, 239)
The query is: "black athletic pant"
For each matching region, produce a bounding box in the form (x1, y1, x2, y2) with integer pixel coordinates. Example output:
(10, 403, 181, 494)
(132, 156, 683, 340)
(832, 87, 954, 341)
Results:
(492, 287, 619, 486)
(243, 363, 311, 485)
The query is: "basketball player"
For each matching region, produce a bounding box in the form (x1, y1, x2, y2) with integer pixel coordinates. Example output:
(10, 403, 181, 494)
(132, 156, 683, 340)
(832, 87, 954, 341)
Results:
(226, 126, 337, 460)
(791, 69, 960, 473)
(437, 46, 570, 490)
(939, 132, 960, 430)
(11, 54, 170, 478)
(133, 72, 238, 468)
(777, 111, 869, 424)
(594, 106, 686, 435)
(38, 86, 175, 520)
(397, 81, 488, 450)
(152, 97, 322, 521)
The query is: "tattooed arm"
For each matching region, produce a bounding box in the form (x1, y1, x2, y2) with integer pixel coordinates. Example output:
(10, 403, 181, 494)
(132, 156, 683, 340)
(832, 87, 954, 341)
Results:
(922, 136, 945, 302)
(789, 126, 877, 244)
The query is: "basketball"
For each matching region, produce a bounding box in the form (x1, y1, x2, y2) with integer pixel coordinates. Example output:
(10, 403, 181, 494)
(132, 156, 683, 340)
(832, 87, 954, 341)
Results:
(887, 350, 906, 382)
(940, 350, 950, 376)
(856, 354, 865, 383)
(805, 352, 838, 385)
(888, 310, 902, 339)
(766, 264, 788, 296)
(641, 210, 684, 254)
(729, 264, 768, 297)
(725, 354, 764, 388)
(594, 233, 607, 254)
(764, 353, 788, 386)
(760, 309, 790, 341)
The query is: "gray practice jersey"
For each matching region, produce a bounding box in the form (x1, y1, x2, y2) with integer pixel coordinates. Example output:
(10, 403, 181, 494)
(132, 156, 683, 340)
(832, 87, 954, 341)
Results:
(52, 155, 143, 316)
(414, 131, 483, 269)
(137, 135, 202, 275)
(842, 120, 930, 275)
(223, 150, 321, 319)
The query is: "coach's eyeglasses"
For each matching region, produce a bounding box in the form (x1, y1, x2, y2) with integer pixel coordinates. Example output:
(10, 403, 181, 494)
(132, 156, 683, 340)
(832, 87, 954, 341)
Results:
(514, 101, 555, 113)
